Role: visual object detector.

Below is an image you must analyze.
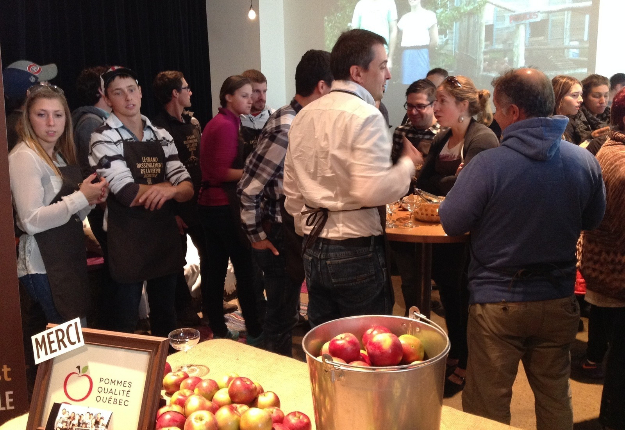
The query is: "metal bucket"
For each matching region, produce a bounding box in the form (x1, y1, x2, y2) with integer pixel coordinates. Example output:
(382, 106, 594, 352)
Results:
(302, 310, 450, 430)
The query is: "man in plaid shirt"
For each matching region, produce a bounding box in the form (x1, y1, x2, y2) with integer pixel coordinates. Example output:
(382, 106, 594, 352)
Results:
(390, 78, 444, 315)
(238, 50, 333, 356)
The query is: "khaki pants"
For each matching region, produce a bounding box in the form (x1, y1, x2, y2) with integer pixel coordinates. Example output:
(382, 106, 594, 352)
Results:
(463, 295, 580, 430)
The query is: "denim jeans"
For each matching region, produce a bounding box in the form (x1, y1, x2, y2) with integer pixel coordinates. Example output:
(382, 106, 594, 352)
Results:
(303, 236, 392, 327)
(252, 222, 302, 356)
(20, 273, 64, 324)
(108, 273, 177, 337)
(198, 205, 262, 338)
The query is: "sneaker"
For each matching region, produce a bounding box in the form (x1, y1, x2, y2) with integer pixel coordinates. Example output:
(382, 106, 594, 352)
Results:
(580, 358, 604, 379)
(214, 329, 240, 341)
(246, 332, 265, 348)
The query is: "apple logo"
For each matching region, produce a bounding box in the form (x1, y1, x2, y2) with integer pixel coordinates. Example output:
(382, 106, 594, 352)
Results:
(63, 365, 93, 402)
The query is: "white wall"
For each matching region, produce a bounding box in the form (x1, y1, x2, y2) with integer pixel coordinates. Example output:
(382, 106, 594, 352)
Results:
(206, 1, 261, 116)
(259, 0, 287, 109)
(595, 0, 625, 78)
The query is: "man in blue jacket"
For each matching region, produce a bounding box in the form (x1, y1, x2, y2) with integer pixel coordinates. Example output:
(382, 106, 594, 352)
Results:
(439, 68, 606, 429)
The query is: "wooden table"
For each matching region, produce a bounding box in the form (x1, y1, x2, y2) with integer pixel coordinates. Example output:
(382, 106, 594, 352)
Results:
(0, 339, 519, 430)
(386, 212, 469, 318)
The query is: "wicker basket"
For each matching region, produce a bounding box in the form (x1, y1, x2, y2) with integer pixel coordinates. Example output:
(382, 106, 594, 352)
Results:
(413, 200, 442, 223)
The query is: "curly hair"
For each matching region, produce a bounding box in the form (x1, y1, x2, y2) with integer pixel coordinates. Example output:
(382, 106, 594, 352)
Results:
(153, 71, 185, 106)
(75, 66, 108, 106)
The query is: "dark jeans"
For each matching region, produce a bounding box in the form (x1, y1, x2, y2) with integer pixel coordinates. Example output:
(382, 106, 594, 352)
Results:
(252, 222, 302, 356)
(108, 273, 177, 337)
(303, 235, 392, 327)
(389, 241, 422, 314)
(600, 307, 625, 430)
(19, 273, 64, 323)
(198, 205, 262, 337)
(432, 243, 469, 368)
(586, 304, 610, 363)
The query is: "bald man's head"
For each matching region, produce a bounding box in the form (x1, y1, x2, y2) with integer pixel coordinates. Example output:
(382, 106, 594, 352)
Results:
(492, 68, 554, 118)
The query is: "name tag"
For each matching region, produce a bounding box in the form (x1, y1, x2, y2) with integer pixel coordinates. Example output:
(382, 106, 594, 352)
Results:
(32, 318, 84, 365)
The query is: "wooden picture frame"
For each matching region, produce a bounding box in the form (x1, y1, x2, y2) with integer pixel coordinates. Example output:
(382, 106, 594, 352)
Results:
(27, 327, 168, 430)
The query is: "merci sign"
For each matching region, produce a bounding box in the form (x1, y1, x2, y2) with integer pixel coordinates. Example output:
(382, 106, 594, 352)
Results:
(32, 318, 84, 365)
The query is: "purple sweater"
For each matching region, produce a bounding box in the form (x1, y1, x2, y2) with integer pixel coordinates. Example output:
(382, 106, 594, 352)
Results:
(199, 108, 240, 206)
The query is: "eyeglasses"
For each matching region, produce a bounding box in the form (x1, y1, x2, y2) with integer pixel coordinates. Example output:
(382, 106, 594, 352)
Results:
(445, 76, 462, 88)
(404, 101, 434, 112)
(26, 82, 64, 97)
(180, 86, 191, 92)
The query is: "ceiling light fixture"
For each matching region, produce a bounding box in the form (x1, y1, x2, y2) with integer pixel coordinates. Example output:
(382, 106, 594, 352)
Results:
(248, 0, 256, 20)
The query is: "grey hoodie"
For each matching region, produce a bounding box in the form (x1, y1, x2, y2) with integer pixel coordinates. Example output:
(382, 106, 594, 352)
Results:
(71, 106, 109, 178)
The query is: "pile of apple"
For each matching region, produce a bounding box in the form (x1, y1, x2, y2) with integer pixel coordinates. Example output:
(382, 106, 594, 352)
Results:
(317, 324, 426, 367)
(158, 365, 311, 430)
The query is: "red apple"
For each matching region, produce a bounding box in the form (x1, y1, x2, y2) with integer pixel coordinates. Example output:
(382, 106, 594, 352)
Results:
(164, 371, 190, 395)
(282, 411, 311, 430)
(158, 404, 185, 419)
(156, 410, 186, 429)
(272, 425, 289, 430)
(195, 379, 220, 401)
(240, 407, 273, 430)
(228, 377, 259, 405)
(361, 325, 392, 349)
(164, 361, 173, 377)
(181, 376, 203, 392)
(254, 391, 280, 409)
(171, 389, 195, 408)
(184, 410, 218, 430)
(328, 333, 361, 363)
(254, 381, 264, 394)
(264, 407, 284, 423)
(185, 394, 217, 417)
(232, 403, 250, 415)
(359, 350, 371, 365)
(399, 334, 425, 364)
(215, 405, 241, 430)
(212, 388, 232, 407)
(366, 332, 403, 366)
(348, 360, 371, 367)
(217, 373, 239, 389)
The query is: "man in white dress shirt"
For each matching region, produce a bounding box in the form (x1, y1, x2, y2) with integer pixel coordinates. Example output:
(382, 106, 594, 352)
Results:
(283, 29, 422, 326)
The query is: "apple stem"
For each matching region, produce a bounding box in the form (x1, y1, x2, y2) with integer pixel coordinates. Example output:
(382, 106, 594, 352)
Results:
(76, 366, 80, 374)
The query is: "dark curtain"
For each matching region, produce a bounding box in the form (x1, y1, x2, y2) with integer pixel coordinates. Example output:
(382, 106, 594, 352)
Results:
(0, 0, 213, 126)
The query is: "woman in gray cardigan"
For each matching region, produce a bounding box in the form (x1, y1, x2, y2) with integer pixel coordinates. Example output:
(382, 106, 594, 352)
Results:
(415, 75, 499, 396)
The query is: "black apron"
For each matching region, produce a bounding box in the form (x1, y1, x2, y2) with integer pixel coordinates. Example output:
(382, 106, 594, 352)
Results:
(33, 164, 90, 320)
(106, 134, 185, 284)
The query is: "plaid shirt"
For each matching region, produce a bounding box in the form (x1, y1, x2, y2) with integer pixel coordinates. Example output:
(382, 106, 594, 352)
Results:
(238, 99, 302, 242)
(391, 121, 442, 164)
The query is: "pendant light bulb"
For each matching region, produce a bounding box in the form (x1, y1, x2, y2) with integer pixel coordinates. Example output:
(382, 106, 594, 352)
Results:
(248, 1, 256, 20)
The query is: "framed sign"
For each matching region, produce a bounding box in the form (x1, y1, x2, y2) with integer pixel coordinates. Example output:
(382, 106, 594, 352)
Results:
(27, 327, 168, 430)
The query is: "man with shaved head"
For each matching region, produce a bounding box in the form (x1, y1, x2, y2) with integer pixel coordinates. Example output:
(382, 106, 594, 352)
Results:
(438, 68, 606, 429)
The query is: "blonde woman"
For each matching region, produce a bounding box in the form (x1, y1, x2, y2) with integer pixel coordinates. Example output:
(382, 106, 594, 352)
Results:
(9, 83, 108, 324)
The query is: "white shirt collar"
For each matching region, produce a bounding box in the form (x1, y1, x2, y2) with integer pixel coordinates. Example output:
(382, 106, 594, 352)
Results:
(331, 80, 376, 106)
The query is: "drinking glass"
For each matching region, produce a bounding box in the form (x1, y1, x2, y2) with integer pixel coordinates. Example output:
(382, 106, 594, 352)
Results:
(401, 196, 419, 228)
(168, 328, 209, 377)
(386, 201, 400, 228)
